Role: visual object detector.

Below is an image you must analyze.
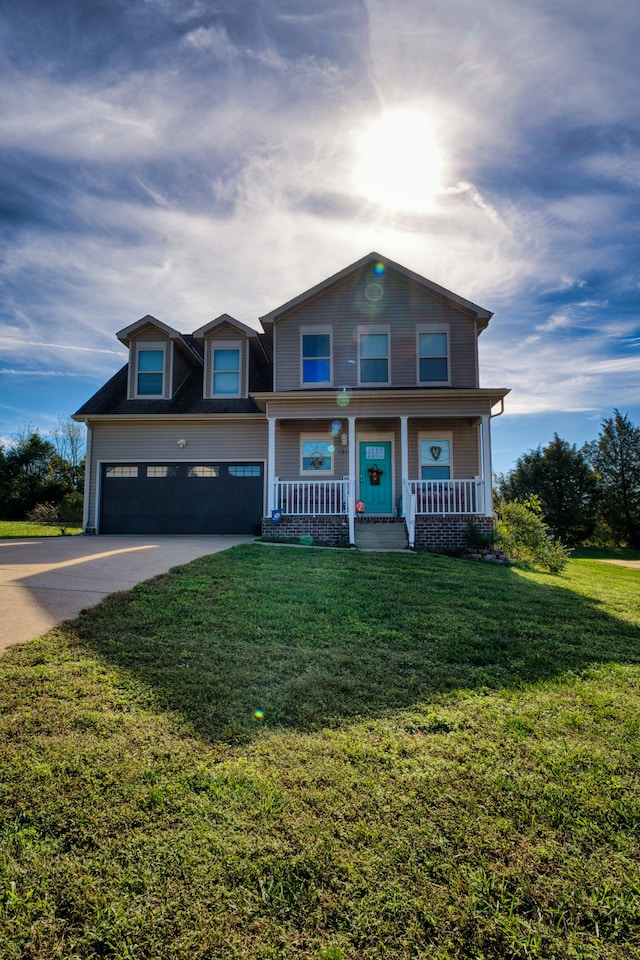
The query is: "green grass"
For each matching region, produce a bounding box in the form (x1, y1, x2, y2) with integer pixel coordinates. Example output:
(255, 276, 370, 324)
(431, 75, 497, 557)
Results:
(0, 520, 82, 538)
(1, 545, 639, 959)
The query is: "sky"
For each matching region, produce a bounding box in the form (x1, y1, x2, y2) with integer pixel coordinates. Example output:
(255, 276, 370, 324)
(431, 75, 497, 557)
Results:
(1, 0, 639, 475)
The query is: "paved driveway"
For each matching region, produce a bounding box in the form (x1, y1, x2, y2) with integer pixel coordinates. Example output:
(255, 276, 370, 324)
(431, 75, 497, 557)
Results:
(0, 535, 253, 653)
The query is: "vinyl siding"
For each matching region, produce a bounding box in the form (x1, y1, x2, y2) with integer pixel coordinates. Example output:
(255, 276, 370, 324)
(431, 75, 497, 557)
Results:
(274, 268, 478, 391)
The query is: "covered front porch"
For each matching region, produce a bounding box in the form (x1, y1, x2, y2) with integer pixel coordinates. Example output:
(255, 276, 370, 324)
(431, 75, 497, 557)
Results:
(259, 402, 500, 548)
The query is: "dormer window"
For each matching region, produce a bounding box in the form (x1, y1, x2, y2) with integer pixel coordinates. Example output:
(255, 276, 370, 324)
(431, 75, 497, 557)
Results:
(135, 345, 166, 397)
(212, 345, 241, 396)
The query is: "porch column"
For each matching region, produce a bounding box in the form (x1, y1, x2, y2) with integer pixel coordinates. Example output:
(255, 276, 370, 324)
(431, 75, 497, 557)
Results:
(267, 417, 277, 514)
(481, 415, 493, 516)
(348, 416, 356, 544)
(400, 416, 409, 512)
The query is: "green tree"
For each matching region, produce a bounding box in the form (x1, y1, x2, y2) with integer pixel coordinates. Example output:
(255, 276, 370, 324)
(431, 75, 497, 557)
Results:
(0, 429, 64, 519)
(495, 434, 597, 545)
(589, 410, 640, 548)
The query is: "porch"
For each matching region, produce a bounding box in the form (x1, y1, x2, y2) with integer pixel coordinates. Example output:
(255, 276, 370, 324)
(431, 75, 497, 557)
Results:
(260, 404, 498, 549)
(265, 476, 491, 548)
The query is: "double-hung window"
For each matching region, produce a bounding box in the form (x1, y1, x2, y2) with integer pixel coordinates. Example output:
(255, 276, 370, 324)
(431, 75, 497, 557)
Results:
(300, 437, 334, 474)
(417, 326, 450, 385)
(212, 344, 241, 396)
(358, 328, 390, 385)
(420, 437, 452, 480)
(136, 345, 165, 397)
(301, 329, 332, 386)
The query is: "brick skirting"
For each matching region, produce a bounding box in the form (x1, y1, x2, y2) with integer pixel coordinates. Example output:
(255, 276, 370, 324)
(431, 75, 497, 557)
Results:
(413, 515, 494, 550)
(262, 514, 495, 550)
(262, 514, 350, 546)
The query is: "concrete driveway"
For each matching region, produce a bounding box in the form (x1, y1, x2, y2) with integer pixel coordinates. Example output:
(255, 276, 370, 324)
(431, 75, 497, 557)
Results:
(0, 535, 254, 654)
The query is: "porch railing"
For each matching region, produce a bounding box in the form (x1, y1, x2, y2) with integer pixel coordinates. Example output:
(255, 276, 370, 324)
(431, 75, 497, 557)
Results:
(408, 478, 483, 515)
(274, 478, 349, 515)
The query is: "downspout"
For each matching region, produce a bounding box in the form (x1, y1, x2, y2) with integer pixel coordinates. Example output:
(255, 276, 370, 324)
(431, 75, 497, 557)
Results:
(82, 422, 93, 533)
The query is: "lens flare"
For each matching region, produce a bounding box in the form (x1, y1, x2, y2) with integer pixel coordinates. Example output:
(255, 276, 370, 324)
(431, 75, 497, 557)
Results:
(253, 709, 264, 720)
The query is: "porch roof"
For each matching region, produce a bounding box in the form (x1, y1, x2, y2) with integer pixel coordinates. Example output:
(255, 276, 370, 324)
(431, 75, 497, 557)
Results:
(250, 387, 509, 419)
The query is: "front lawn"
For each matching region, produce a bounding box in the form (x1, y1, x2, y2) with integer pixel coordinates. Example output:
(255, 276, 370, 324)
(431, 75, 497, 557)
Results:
(0, 520, 82, 538)
(1, 546, 638, 959)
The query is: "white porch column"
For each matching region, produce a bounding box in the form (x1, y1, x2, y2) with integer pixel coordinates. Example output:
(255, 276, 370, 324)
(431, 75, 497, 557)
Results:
(481, 414, 493, 516)
(348, 416, 356, 544)
(400, 415, 409, 486)
(267, 417, 277, 514)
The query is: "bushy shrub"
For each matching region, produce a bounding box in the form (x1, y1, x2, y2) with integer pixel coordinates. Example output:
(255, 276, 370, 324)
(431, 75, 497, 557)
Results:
(495, 500, 571, 572)
(464, 518, 496, 550)
(27, 492, 83, 535)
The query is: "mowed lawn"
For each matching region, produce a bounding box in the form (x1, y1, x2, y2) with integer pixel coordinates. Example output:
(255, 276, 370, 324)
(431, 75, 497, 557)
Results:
(1, 545, 639, 959)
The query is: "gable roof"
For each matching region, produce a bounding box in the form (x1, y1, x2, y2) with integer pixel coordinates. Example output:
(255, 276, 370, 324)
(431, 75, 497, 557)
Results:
(259, 251, 493, 331)
(192, 313, 259, 339)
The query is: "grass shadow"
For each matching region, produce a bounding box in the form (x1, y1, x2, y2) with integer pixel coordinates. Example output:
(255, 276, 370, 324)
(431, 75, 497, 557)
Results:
(66, 544, 640, 743)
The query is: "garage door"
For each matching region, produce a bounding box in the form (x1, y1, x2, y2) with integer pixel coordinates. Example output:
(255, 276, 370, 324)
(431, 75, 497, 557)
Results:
(100, 462, 264, 535)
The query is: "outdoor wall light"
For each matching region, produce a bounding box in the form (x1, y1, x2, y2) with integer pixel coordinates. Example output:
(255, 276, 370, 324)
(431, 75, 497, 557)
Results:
(177, 439, 188, 448)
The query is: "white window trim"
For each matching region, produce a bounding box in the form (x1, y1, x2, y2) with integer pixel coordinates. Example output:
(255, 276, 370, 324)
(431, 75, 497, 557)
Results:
(133, 341, 168, 399)
(299, 432, 335, 476)
(300, 325, 333, 388)
(416, 324, 451, 386)
(357, 325, 391, 387)
(208, 340, 243, 398)
(418, 431, 454, 478)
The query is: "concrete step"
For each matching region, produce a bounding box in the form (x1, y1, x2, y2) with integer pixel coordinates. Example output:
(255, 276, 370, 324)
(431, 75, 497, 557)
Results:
(355, 523, 408, 551)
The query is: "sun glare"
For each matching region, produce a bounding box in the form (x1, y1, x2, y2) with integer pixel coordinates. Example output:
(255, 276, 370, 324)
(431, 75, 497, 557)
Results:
(353, 107, 444, 214)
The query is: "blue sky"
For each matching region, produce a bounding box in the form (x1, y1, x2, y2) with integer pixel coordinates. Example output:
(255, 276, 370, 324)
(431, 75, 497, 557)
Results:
(1, 0, 638, 475)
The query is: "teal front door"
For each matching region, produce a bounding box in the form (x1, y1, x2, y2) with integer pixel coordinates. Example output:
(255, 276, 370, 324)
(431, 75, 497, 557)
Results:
(359, 441, 393, 514)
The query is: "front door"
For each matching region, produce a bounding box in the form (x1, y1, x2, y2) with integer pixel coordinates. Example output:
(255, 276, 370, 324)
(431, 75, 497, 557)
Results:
(359, 441, 393, 514)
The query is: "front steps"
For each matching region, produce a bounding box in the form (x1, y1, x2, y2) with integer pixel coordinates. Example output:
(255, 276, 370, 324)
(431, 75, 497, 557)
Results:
(354, 520, 409, 551)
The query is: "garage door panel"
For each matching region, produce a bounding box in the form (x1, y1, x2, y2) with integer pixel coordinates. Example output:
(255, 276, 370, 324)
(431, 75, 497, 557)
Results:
(101, 463, 263, 534)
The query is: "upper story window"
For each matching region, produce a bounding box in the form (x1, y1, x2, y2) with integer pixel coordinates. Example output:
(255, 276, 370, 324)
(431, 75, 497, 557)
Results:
(358, 328, 390, 385)
(212, 345, 241, 396)
(136, 345, 166, 397)
(301, 329, 332, 385)
(417, 326, 450, 385)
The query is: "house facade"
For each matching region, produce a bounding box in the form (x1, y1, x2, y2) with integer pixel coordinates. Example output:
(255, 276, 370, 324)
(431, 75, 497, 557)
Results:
(73, 253, 509, 548)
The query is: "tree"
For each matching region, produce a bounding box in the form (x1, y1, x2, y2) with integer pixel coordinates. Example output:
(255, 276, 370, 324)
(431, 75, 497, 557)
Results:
(589, 410, 640, 548)
(495, 434, 598, 544)
(49, 417, 85, 492)
(0, 430, 66, 519)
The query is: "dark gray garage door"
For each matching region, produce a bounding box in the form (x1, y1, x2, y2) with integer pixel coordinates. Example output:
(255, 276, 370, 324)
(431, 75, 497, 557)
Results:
(100, 463, 264, 534)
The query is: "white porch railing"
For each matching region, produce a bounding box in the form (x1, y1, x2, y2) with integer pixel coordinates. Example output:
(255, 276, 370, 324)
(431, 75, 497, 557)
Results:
(274, 478, 349, 515)
(403, 478, 417, 549)
(408, 478, 483, 515)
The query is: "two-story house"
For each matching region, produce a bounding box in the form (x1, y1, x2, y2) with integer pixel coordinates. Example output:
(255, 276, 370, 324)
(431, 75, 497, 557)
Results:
(73, 252, 509, 548)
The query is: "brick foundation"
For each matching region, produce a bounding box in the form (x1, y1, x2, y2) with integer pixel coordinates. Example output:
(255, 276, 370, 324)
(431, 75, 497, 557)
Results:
(413, 515, 494, 551)
(262, 513, 495, 551)
(261, 514, 350, 546)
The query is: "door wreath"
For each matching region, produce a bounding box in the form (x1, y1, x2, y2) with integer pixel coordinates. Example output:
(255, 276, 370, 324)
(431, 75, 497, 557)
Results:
(368, 464, 383, 486)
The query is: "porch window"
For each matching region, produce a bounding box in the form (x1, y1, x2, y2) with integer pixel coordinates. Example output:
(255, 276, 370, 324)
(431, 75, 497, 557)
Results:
(358, 329, 389, 385)
(300, 438, 334, 474)
(212, 346, 241, 395)
(420, 439, 451, 479)
(417, 326, 450, 384)
(301, 330, 331, 385)
(136, 347, 165, 396)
